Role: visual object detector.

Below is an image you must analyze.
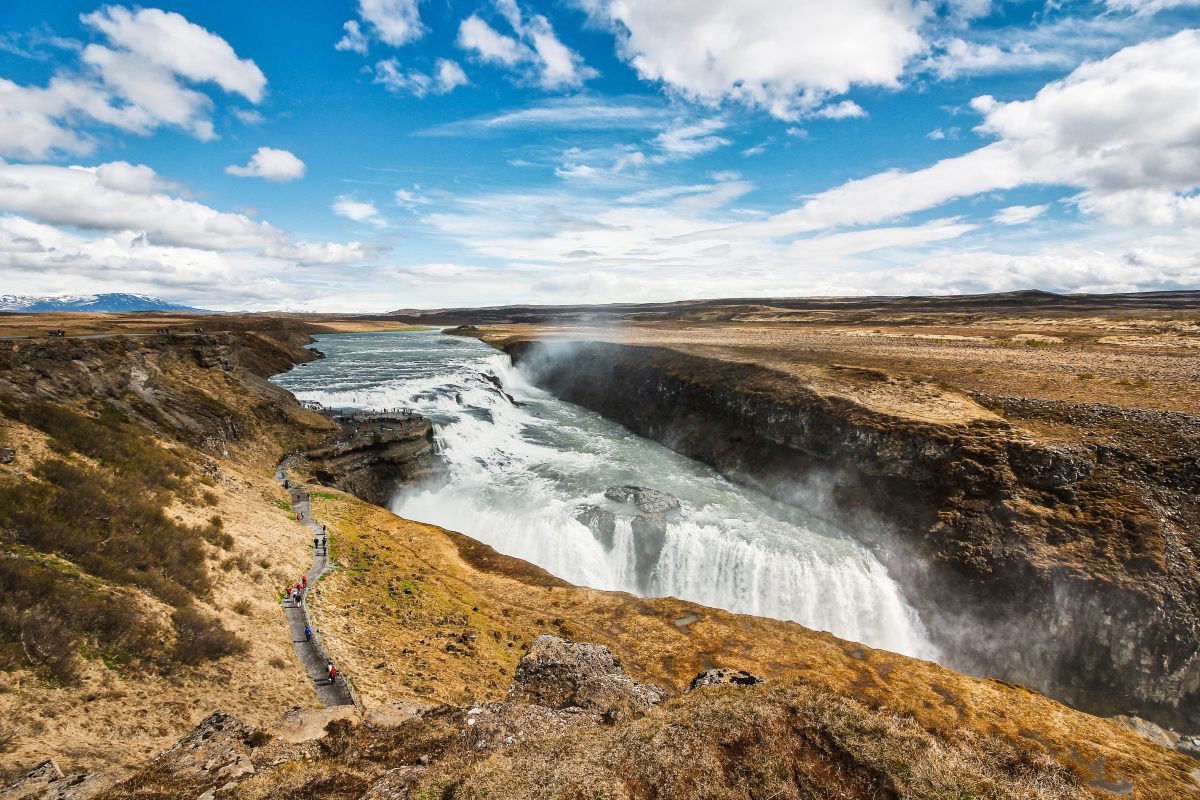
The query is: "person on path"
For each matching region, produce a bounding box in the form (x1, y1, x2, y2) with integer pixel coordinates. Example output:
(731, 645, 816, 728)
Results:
(304, 625, 312, 641)
(302, 575, 307, 589)
(313, 535, 319, 550)
(327, 660, 337, 685)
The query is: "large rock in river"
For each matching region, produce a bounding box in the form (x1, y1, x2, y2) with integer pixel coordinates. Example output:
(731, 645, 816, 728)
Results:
(575, 485, 681, 591)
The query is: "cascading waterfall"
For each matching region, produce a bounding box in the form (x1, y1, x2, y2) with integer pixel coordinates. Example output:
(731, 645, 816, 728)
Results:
(273, 331, 939, 661)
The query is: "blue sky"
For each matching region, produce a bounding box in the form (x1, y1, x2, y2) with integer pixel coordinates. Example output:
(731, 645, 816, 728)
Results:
(1, 1, 1199, 310)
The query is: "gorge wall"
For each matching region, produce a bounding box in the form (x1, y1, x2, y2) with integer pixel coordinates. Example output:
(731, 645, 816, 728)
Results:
(503, 338, 1200, 728)
(302, 413, 439, 506)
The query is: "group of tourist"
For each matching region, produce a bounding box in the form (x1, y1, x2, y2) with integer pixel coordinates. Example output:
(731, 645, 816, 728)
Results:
(277, 454, 341, 692)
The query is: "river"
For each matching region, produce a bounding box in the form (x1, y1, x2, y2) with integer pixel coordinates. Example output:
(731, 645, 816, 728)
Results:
(272, 330, 938, 660)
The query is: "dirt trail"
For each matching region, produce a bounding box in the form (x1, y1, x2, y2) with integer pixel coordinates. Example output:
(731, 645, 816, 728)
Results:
(275, 462, 354, 707)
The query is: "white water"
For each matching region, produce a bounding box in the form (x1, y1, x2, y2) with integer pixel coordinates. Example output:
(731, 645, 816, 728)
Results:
(272, 331, 939, 660)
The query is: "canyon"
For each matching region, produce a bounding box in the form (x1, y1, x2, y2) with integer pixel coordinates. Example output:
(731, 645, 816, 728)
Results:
(0, 299, 1197, 799)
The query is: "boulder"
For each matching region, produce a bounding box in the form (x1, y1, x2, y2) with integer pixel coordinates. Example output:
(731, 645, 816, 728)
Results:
(0, 447, 14, 464)
(689, 668, 766, 690)
(603, 485, 681, 515)
(508, 635, 666, 721)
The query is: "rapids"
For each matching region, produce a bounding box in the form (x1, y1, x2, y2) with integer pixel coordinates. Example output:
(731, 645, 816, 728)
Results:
(272, 331, 938, 660)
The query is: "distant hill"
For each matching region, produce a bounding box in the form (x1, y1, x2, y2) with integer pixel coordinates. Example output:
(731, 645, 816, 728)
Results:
(0, 293, 206, 313)
(383, 289, 1200, 325)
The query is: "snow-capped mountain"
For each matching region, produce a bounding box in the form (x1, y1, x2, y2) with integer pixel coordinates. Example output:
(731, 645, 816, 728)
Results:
(0, 293, 206, 313)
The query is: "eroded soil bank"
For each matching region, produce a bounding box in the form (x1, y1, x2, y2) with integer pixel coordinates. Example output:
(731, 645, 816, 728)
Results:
(497, 336, 1200, 729)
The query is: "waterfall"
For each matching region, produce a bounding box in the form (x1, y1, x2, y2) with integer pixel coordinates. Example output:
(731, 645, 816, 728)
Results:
(274, 331, 940, 662)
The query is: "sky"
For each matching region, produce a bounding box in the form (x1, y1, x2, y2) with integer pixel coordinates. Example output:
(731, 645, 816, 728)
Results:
(1, 1, 1199, 311)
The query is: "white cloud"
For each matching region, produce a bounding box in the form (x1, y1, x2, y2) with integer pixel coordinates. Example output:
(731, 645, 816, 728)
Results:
(993, 204, 1049, 225)
(261, 240, 369, 265)
(457, 3, 595, 89)
(335, 20, 370, 54)
(395, 188, 432, 207)
(419, 96, 671, 136)
(81, 7, 266, 102)
(653, 118, 731, 159)
(94, 161, 175, 194)
(814, 100, 867, 119)
(741, 30, 1200, 236)
(579, 0, 927, 119)
(225, 147, 307, 182)
(435, 59, 470, 92)
(373, 57, 469, 97)
(926, 127, 959, 140)
(233, 108, 265, 125)
(1106, 0, 1200, 13)
(555, 145, 647, 180)
(0, 6, 266, 160)
(458, 15, 526, 66)
(338, 0, 425, 52)
(925, 38, 1072, 79)
(0, 161, 277, 250)
(333, 196, 386, 226)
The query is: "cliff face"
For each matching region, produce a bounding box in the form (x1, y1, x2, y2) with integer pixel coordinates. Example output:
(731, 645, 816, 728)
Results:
(0, 323, 334, 457)
(503, 339, 1200, 728)
(302, 413, 439, 506)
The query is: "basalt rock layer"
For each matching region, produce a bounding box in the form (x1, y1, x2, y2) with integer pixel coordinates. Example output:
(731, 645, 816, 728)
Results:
(303, 414, 439, 506)
(503, 338, 1200, 728)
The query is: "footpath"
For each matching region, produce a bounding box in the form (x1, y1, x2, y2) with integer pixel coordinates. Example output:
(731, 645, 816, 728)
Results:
(274, 460, 355, 707)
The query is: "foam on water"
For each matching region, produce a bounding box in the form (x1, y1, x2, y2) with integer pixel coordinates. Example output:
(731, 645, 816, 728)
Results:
(273, 331, 939, 660)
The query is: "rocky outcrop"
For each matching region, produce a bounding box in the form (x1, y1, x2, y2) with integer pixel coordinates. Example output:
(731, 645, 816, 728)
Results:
(689, 668, 765, 690)
(505, 338, 1200, 729)
(507, 635, 667, 722)
(303, 413, 439, 505)
(146, 711, 260, 785)
(575, 486, 680, 591)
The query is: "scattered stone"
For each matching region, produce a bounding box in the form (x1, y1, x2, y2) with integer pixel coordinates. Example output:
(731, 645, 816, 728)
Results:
(458, 702, 600, 752)
(689, 668, 765, 690)
(0, 446, 14, 464)
(1, 759, 107, 800)
(359, 766, 426, 800)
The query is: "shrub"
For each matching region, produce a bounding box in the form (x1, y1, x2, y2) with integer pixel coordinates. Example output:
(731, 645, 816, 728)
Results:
(0, 556, 157, 684)
(171, 606, 248, 665)
(0, 399, 189, 491)
(231, 599, 253, 616)
(0, 459, 211, 604)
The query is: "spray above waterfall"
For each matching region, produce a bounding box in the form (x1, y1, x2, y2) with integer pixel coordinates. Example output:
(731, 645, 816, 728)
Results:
(273, 330, 939, 661)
